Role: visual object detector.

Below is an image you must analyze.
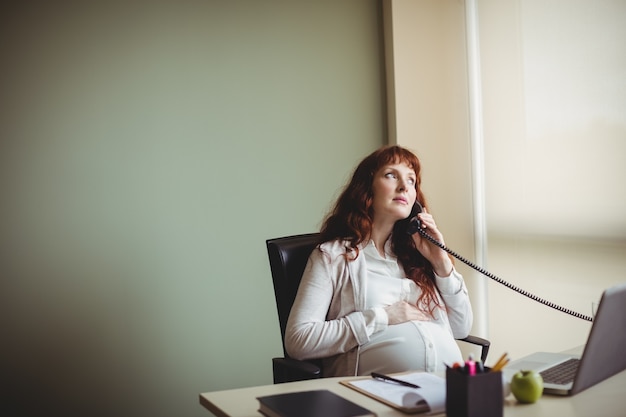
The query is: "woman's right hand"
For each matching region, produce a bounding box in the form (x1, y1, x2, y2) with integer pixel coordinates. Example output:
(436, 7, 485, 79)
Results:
(384, 301, 431, 325)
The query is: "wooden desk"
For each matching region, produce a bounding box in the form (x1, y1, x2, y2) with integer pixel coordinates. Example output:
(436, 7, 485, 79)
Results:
(200, 351, 626, 417)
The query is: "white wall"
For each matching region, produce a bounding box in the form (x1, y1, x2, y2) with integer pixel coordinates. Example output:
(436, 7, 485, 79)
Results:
(383, 0, 489, 359)
(0, 2, 385, 416)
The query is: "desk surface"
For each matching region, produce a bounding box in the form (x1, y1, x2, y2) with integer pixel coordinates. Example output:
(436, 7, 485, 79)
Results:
(200, 349, 625, 417)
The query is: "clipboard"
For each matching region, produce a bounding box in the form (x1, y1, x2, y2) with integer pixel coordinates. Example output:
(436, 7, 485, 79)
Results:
(340, 372, 446, 414)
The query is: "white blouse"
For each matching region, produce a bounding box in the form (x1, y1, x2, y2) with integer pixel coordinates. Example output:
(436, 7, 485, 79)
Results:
(357, 240, 464, 375)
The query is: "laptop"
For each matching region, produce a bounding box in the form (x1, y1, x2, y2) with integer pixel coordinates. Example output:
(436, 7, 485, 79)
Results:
(503, 282, 626, 396)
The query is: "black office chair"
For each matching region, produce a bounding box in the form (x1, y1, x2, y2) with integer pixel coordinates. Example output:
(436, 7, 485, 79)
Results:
(266, 233, 490, 384)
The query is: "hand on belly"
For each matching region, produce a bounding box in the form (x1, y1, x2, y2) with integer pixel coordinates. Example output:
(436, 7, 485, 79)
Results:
(384, 300, 432, 325)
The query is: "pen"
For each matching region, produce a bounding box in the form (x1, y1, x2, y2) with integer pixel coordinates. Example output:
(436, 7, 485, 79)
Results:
(466, 354, 476, 376)
(476, 360, 485, 374)
(371, 372, 420, 389)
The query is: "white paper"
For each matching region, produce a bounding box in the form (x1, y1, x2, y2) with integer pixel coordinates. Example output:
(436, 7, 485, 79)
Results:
(349, 372, 446, 414)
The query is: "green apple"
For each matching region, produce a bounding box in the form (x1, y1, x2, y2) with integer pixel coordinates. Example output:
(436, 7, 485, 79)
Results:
(510, 370, 543, 403)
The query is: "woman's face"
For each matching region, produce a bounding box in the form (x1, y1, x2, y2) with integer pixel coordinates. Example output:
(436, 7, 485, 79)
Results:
(371, 162, 417, 224)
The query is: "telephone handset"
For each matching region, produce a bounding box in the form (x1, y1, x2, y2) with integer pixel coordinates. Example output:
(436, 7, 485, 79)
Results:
(406, 201, 592, 322)
(406, 201, 425, 235)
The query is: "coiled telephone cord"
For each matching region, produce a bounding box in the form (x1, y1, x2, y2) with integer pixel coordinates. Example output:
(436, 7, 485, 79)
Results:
(416, 227, 593, 322)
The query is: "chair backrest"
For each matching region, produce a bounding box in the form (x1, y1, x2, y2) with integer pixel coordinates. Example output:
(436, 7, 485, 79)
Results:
(266, 233, 320, 356)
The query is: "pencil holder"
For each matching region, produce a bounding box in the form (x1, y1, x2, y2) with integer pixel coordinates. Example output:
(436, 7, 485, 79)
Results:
(446, 367, 503, 417)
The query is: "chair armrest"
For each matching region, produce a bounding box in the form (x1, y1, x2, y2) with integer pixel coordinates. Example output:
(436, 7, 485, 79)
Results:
(458, 334, 491, 363)
(272, 357, 322, 384)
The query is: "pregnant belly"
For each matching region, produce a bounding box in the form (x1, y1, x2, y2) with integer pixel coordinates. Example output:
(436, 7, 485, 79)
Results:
(357, 321, 462, 375)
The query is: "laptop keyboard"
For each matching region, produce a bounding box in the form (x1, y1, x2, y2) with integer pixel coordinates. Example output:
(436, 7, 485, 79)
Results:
(540, 358, 580, 385)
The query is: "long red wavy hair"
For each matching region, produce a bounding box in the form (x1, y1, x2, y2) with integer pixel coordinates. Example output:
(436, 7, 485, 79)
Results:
(319, 145, 443, 314)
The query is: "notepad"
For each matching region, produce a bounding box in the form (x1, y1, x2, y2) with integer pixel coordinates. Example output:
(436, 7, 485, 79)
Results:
(257, 389, 375, 417)
(341, 372, 446, 414)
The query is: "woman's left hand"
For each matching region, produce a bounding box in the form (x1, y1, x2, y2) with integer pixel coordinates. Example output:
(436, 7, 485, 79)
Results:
(410, 209, 453, 277)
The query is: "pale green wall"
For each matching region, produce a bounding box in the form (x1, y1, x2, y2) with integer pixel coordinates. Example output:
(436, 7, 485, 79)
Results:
(0, 2, 385, 416)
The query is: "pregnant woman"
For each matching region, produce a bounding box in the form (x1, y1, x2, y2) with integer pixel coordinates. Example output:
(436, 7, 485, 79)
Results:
(285, 145, 473, 377)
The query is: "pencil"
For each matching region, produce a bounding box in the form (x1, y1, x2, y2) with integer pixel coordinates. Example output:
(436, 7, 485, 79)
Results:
(490, 352, 508, 372)
(491, 358, 510, 372)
